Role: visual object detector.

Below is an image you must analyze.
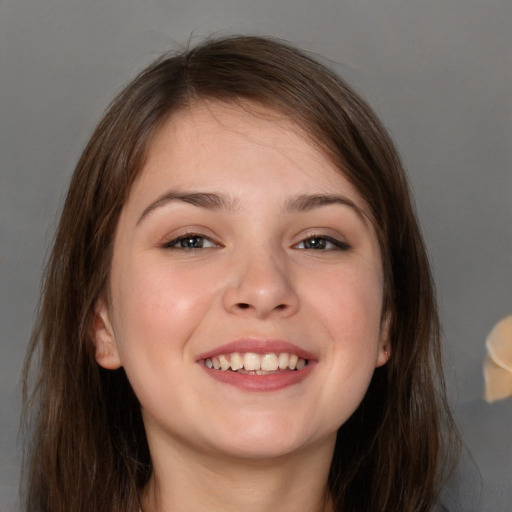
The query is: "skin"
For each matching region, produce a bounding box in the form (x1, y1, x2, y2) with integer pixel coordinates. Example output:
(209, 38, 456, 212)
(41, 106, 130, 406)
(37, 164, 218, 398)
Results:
(93, 100, 390, 512)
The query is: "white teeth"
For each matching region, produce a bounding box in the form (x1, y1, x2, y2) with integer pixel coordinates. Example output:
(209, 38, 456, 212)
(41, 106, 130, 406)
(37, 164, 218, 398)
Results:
(278, 353, 289, 369)
(219, 354, 230, 371)
(230, 352, 244, 371)
(243, 353, 261, 371)
(261, 353, 279, 371)
(204, 352, 309, 373)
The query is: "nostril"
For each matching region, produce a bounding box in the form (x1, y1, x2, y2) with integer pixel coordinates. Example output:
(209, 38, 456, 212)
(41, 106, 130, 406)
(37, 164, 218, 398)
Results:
(235, 302, 287, 311)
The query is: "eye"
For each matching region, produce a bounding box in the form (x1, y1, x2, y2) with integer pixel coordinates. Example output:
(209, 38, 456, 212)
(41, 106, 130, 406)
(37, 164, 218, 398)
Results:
(295, 235, 350, 251)
(162, 234, 219, 250)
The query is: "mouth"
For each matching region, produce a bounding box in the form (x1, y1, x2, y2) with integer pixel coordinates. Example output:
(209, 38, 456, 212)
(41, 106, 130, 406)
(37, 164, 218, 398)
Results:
(204, 352, 308, 374)
(197, 340, 315, 391)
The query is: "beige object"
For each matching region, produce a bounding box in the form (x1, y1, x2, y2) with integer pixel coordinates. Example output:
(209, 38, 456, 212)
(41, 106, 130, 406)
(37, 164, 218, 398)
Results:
(484, 315, 512, 402)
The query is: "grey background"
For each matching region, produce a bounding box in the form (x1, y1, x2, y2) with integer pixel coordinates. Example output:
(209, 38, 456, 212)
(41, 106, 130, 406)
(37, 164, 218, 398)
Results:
(1, 1, 510, 510)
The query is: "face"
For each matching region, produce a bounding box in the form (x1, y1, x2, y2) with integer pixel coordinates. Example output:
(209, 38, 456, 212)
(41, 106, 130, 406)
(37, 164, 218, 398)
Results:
(94, 101, 389, 463)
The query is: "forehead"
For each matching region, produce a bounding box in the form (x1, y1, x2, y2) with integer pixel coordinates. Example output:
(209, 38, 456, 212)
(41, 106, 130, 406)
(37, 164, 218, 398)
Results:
(125, 100, 375, 225)
(149, 100, 326, 176)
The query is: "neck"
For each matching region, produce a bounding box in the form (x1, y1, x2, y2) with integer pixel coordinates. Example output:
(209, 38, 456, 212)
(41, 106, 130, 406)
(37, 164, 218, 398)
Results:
(141, 435, 335, 512)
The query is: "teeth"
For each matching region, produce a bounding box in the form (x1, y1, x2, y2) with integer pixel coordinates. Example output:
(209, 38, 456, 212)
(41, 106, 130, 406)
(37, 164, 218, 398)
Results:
(230, 352, 244, 371)
(204, 352, 308, 373)
(243, 353, 261, 371)
(261, 353, 279, 371)
(219, 354, 230, 371)
(278, 353, 289, 369)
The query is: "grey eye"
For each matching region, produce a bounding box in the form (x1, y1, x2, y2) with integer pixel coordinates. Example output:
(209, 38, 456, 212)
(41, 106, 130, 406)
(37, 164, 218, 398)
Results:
(296, 236, 350, 251)
(164, 234, 218, 250)
(301, 237, 328, 249)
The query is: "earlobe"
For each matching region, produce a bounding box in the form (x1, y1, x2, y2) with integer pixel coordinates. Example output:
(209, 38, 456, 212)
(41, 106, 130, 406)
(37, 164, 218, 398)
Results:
(91, 297, 122, 370)
(377, 345, 391, 367)
(376, 311, 392, 368)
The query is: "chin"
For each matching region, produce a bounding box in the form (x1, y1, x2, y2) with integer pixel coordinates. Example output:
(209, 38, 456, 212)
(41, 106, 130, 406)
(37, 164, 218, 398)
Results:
(202, 414, 330, 462)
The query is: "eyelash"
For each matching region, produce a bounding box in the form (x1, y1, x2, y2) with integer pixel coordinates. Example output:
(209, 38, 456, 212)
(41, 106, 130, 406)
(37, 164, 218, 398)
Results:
(162, 233, 350, 251)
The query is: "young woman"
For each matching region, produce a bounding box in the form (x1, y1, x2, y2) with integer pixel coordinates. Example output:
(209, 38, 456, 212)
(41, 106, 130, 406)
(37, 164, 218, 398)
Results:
(22, 35, 459, 511)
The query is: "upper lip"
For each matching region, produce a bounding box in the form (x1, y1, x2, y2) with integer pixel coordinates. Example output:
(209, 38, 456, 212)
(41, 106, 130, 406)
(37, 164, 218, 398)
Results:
(196, 339, 316, 361)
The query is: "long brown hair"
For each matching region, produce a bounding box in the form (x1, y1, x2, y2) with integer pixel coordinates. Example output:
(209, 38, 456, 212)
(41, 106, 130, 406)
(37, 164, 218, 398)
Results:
(22, 35, 459, 512)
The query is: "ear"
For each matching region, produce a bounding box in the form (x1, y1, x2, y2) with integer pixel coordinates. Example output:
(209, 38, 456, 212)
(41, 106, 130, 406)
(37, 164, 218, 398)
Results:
(91, 296, 122, 370)
(375, 311, 392, 368)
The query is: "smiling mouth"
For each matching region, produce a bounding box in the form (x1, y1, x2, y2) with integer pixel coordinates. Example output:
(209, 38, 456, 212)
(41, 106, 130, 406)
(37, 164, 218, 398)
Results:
(204, 352, 308, 374)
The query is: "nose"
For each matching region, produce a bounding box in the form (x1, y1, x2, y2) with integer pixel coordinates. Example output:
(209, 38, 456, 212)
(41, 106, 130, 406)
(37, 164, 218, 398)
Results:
(222, 250, 300, 319)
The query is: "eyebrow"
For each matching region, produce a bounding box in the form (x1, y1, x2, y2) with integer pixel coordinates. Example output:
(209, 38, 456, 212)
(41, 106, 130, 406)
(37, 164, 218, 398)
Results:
(137, 191, 238, 225)
(284, 193, 367, 221)
(137, 190, 368, 225)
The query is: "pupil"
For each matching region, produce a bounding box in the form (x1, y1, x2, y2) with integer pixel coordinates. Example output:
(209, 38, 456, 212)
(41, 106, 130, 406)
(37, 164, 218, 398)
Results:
(181, 236, 203, 248)
(306, 238, 325, 249)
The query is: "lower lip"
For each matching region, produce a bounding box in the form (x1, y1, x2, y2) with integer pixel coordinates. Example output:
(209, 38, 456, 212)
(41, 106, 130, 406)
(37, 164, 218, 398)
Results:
(200, 362, 315, 392)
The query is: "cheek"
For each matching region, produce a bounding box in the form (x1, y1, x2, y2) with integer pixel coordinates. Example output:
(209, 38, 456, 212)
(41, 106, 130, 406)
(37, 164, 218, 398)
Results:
(313, 282, 383, 429)
(110, 258, 218, 362)
(309, 265, 385, 396)
(108, 261, 219, 414)
(314, 264, 384, 339)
